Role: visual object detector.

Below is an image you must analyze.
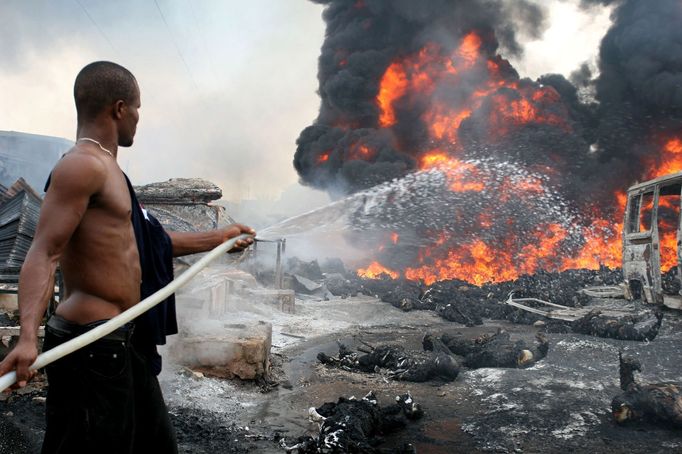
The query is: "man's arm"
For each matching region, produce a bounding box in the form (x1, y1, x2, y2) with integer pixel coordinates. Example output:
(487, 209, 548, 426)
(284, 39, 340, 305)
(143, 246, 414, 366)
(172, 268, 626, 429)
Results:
(0, 153, 106, 388)
(167, 223, 255, 257)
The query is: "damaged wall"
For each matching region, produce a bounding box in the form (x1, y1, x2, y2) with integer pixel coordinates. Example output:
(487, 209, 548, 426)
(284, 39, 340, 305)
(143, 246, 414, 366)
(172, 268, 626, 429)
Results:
(135, 178, 235, 232)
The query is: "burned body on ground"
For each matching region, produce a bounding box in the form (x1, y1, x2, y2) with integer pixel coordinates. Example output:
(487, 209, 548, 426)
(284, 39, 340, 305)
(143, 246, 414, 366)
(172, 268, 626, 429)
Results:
(317, 340, 459, 383)
(282, 392, 421, 454)
(424, 330, 549, 369)
(612, 354, 682, 428)
(570, 308, 663, 342)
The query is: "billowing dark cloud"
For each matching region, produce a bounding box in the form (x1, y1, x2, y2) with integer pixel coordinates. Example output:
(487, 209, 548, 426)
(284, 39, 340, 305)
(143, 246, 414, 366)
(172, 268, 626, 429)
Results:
(295, 0, 550, 194)
(293, 0, 682, 278)
(296, 0, 682, 209)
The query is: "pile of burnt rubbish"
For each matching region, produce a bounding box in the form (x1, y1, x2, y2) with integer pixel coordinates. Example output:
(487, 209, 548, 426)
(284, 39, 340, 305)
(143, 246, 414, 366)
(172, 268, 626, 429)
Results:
(281, 391, 421, 454)
(369, 270, 663, 342)
(318, 329, 548, 382)
(360, 267, 622, 321)
(262, 258, 663, 342)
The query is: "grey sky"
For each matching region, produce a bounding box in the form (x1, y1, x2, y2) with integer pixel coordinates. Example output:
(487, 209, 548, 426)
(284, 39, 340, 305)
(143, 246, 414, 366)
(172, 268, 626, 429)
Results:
(0, 0, 611, 203)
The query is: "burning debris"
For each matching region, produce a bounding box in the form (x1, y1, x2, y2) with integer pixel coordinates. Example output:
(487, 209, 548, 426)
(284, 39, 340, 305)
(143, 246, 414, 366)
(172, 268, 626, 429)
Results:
(317, 341, 459, 383)
(612, 353, 682, 428)
(250, 251, 662, 346)
(254, 250, 662, 344)
(424, 330, 548, 369)
(361, 267, 623, 322)
(353, 265, 667, 343)
(365, 267, 622, 316)
(292, 0, 682, 291)
(282, 391, 422, 453)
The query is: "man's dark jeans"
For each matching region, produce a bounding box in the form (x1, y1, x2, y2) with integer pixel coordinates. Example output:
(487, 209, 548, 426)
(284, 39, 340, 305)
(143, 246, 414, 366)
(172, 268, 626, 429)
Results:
(41, 316, 177, 454)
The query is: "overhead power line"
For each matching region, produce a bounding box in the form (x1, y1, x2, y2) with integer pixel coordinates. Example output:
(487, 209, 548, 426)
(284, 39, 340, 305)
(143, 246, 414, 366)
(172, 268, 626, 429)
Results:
(73, 0, 118, 54)
(152, 0, 198, 89)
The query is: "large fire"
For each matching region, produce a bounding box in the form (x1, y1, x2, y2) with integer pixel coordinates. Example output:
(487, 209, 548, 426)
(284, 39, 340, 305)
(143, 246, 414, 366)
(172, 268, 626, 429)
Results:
(354, 31, 682, 285)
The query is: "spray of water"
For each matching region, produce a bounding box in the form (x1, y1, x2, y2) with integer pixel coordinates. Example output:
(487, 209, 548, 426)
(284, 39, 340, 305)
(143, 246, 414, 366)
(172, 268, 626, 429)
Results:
(259, 159, 582, 249)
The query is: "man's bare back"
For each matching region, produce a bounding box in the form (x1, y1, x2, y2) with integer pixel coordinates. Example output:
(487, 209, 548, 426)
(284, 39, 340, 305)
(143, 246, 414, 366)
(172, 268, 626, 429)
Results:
(50, 145, 141, 324)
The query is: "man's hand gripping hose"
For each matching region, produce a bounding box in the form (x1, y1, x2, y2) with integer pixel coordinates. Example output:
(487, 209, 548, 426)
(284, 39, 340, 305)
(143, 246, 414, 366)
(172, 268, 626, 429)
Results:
(0, 233, 253, 392)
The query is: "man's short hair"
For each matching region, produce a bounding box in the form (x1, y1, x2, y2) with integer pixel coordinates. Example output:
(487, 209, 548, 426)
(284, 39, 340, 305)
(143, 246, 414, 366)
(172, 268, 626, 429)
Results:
(74, 61, 138, 119)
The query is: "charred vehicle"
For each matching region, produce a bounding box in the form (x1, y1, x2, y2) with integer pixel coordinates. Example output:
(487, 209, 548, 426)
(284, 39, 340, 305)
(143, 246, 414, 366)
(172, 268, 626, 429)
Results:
(623, 171, 682, 308)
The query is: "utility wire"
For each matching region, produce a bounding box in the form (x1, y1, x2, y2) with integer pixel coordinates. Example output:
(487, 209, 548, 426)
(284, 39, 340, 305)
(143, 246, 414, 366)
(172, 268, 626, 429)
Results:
(189, 1, 217, 86)
(73, 0, 118, 54)
(152, 0, 199, 89)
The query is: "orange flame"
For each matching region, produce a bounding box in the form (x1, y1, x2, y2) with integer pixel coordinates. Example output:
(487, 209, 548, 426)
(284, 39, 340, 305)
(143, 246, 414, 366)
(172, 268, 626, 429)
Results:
(378, 63, 408, 127)
(349, 143, 374, 160)
(360, 154, 627, 285)
(361, 33, 682, 286)
(649, 138, 682, 178)
(357, 261, 399, 280)
(375, 32, 569, 149)
(458, 32, 482, 67)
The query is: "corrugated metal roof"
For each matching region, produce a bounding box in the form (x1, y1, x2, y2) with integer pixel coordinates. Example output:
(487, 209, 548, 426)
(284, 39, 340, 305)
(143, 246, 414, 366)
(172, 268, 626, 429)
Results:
(0, 181, 42, 267)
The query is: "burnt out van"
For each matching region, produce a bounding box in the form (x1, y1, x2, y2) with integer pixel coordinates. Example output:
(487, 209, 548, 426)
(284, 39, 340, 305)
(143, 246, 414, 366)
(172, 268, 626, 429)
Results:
(623, 171, 682, 309)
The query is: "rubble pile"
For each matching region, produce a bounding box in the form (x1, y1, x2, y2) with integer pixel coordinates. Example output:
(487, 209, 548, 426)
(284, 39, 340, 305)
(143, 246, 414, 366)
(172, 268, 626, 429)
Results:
(317, 341, 459, 383)
(283, 392, 421, 453)
(361, 267, 624, 324)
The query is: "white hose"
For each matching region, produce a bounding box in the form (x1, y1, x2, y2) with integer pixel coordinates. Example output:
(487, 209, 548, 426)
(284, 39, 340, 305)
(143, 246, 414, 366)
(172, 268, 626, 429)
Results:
(0, 234, 251, 392)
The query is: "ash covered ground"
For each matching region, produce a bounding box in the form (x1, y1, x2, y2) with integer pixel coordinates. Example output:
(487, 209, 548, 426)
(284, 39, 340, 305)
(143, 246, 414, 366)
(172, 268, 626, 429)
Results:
(3, 277, 682, 453)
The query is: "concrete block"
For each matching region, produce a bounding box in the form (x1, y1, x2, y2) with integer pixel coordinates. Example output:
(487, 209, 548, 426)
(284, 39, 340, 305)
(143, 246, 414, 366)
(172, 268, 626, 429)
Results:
(169, 321, 271, 380)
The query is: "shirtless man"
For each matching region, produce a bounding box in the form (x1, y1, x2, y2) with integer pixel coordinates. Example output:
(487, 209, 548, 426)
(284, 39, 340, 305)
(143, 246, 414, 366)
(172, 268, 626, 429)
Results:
(0, 61, 255, 453)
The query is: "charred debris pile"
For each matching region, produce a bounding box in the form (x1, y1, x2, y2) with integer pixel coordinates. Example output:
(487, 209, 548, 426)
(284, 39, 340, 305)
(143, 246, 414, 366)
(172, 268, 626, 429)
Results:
(263, 257, 662, 342)
(361, 268, 619, 324)
(365, 268, 663, 342)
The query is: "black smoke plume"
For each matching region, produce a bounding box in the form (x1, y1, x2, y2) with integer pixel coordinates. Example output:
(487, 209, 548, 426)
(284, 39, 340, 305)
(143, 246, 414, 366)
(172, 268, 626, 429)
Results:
(295, 0, 682, 203)
(293, 0, 682, 280)
(294, 0, 550, 196)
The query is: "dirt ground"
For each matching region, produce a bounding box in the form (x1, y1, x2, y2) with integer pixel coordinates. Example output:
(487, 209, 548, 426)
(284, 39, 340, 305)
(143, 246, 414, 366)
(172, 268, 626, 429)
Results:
(2, 297, 682, 453)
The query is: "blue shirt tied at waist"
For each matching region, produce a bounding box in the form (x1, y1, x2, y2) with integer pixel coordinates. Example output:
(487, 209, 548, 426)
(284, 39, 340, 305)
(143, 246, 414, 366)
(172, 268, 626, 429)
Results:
(124, 173, 177, 375)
